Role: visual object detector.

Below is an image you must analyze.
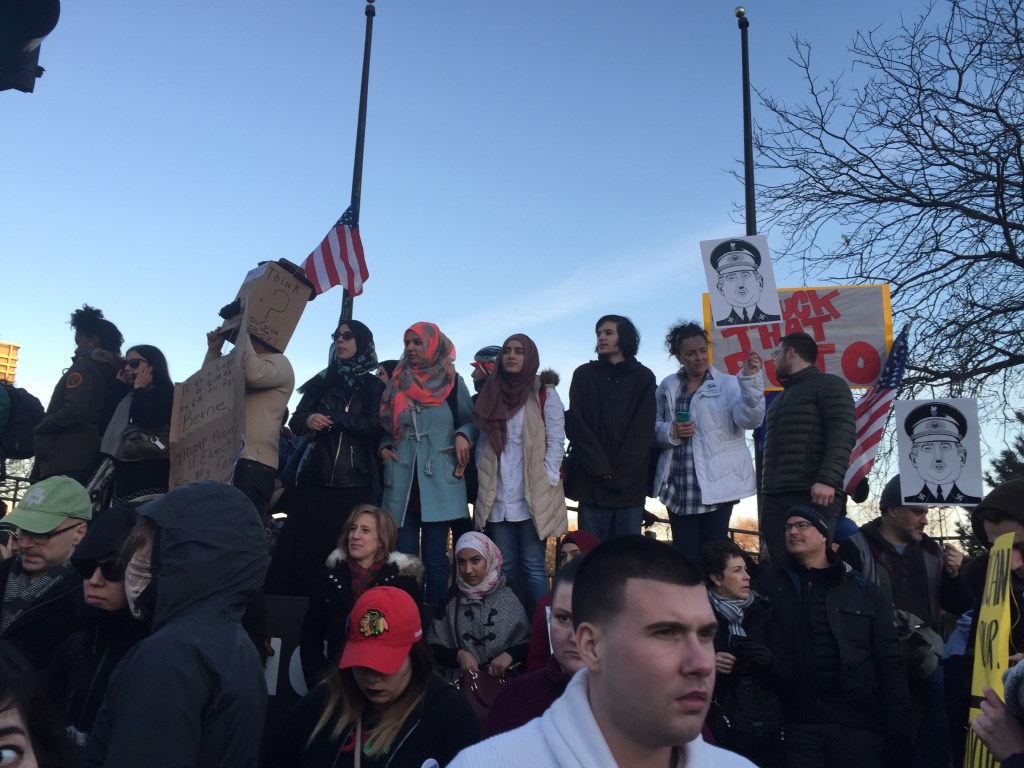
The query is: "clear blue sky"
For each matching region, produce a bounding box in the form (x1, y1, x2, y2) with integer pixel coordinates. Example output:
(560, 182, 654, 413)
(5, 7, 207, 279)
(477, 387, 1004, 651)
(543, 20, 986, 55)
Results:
(6, 0, 971, 514)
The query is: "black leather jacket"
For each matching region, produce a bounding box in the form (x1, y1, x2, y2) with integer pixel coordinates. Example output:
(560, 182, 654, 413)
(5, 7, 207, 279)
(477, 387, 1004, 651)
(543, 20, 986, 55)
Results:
(289, 372, 384, 491)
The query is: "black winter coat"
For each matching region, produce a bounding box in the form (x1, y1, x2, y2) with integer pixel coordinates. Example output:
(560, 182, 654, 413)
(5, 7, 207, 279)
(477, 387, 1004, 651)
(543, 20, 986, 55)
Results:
(33, 348, 120, 481)
(86, 482, 269, 768)
(564, 357, 656, 507)
(299, 549, 423, 689)
(46, 606, 148, 737)
(0, 558, 82, 669)
(266, 673, 480, 768)
(290, 373, 385, 493)
(756, 556, 911, 734)
(761, 365, 855, 495)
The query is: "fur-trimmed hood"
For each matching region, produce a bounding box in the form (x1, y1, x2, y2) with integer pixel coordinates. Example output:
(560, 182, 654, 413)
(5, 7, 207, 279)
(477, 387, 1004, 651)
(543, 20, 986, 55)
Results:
(325, 548, 424, 584)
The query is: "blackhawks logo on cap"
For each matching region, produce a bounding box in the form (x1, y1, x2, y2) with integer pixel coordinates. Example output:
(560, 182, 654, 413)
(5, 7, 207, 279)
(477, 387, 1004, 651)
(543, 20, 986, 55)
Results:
(359, 609, 389, 638)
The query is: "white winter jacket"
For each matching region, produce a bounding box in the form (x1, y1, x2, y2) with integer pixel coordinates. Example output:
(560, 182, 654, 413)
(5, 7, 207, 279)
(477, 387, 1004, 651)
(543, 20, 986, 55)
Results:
(652, 367, 764, 508)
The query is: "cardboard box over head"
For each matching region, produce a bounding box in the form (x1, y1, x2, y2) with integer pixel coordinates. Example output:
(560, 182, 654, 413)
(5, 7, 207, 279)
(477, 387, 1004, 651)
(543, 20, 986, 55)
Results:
(216, 259, 315, 353)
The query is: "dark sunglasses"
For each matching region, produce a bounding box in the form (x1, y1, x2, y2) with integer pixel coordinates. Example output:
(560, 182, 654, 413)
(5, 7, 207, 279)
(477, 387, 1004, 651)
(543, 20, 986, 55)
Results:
(123, 358, 148, 369)
(73, 558, 122, 581)
(331, 330, 355, 342)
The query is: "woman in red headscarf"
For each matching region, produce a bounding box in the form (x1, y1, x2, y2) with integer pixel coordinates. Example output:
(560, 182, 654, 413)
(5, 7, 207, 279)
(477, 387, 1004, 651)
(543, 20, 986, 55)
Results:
(379, 323, 476, 604)
(472, 334, 567, 603)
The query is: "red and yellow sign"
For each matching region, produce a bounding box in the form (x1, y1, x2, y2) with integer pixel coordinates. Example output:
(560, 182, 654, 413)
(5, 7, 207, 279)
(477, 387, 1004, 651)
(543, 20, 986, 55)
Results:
(702, 284, 893, 390)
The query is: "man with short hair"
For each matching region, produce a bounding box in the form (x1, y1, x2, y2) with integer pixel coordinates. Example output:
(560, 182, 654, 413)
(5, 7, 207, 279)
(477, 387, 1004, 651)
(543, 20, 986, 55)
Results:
(758, 505, 911, 768)
(0, 475, 91, 668)
(449, 535, 755, 767)
(760, 331, 855, 564)
(565, 315, 656, 541)
(839, 474, 971, 768)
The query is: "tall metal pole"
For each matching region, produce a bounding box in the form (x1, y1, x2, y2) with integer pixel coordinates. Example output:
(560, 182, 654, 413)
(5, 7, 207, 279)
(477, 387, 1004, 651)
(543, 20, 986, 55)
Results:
(736, 7, 765, 545)
(340, 0, 376, 323)
(736, 6, 756, 237)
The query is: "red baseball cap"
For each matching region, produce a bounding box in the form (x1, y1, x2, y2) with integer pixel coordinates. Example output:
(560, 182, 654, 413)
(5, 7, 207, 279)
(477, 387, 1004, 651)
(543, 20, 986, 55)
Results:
(340, 587, 423, 675)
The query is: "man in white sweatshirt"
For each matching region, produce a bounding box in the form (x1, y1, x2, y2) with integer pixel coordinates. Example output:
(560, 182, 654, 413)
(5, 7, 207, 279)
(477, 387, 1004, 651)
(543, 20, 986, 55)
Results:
(449, 535, 755, 768)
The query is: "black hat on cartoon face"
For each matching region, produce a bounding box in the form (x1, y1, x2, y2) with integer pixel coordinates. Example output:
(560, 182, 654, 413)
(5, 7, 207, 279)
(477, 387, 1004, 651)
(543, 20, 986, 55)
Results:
(709, 239, 762, 275)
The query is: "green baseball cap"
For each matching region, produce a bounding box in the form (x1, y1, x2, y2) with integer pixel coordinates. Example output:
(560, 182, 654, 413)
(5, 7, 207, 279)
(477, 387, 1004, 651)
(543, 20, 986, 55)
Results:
(1, 476, 92, 533)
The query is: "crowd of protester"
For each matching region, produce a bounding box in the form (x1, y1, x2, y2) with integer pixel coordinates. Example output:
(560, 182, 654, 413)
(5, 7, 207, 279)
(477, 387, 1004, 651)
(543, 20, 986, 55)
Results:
(1, 303, 1023, 767)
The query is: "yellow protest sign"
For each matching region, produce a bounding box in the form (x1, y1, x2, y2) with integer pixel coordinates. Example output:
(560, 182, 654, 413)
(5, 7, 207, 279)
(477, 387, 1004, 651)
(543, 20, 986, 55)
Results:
(965, 532, 1014, 768)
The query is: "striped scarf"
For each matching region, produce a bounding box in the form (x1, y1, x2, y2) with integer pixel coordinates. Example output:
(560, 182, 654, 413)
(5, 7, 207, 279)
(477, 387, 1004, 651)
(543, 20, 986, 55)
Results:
(707, 587, 754, 638)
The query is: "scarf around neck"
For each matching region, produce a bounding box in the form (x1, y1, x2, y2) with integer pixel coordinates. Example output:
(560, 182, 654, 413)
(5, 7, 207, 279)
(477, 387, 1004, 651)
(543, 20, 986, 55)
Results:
(707, 588, 754, 638)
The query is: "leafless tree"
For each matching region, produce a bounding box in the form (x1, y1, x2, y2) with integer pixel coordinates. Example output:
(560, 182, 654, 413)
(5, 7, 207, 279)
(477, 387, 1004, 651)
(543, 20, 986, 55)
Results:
(751, 0, 1024, 406)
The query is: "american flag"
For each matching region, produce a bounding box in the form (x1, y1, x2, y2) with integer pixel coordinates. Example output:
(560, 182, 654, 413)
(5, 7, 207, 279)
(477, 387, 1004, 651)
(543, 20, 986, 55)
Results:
(843, 324, 910, 494)
(302, 205, 368, 296)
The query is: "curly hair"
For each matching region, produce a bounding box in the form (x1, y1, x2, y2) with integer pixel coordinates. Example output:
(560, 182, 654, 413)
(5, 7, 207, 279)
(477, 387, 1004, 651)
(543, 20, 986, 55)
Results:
(70, 304, 123, 355)
(664, 321, 708, 358)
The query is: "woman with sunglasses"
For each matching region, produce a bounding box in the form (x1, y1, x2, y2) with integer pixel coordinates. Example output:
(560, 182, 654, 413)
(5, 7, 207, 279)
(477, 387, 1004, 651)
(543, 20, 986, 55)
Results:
(101, 345, 174, 506)
(47, 503, 147, 760)
(266, 320, 385, 598)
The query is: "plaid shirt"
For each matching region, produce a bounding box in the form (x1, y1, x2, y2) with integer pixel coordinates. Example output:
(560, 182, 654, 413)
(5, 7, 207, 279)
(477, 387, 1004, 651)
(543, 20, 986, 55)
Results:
(659, 371, 719, 517)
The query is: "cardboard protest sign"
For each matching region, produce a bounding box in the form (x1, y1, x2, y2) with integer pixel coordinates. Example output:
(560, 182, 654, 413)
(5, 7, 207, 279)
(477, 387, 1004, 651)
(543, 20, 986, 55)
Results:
(894, 398, 984, 506)
(701, 235, 783, 328)
(169, 344, 245, 487)
(703, 284, 893, 390)
(217, 260, 314, 353)
(964, 532, 1013, 768)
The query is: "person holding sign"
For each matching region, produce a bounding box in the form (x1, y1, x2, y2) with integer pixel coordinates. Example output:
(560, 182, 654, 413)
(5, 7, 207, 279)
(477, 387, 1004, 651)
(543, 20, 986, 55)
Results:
(206, 324, 294, 519)
(652, 322, 763, 562)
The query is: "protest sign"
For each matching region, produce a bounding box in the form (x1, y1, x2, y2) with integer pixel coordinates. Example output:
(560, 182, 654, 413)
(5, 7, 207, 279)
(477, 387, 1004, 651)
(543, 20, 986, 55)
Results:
(964, 532, 1013, 768)
(703, 284, 892, 390)
(169, 344, 245, 487)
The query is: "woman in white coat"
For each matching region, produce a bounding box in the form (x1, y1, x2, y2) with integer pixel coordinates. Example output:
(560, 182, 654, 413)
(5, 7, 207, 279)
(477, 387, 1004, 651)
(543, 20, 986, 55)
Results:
(652, 322, 764, 562)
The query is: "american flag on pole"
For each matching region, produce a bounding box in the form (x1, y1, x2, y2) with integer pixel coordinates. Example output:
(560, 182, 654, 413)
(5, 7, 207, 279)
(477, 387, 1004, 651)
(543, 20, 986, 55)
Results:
(302, 205, 368, 296)
(843, 324, 910, 494)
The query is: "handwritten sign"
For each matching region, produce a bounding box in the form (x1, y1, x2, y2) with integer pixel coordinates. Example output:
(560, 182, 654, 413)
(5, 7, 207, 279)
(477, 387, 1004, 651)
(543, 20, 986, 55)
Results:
(703, 284, 892, 390)
(169, 346, 245, 487)
(965, 532, 1013, 768)
(219, 261, 314, 353)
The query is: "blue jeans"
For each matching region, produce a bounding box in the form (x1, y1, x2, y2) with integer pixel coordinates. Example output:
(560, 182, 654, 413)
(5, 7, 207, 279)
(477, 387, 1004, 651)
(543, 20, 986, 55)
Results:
(668, 504, 735, 563)
(396, 506, 453, 604)
(486, 519, 549, 602)
(577, 504, 644, 542)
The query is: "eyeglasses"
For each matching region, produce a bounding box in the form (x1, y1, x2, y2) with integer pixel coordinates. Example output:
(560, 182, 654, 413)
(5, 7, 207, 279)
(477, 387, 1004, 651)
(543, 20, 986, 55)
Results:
(332, 331, 355, 342)
(11, 522, 84, 543)
(123, 358, 148, 369)
(73, 558, 122, 581)
(771, 348, 788, 359)
(783, 521, 815, 532)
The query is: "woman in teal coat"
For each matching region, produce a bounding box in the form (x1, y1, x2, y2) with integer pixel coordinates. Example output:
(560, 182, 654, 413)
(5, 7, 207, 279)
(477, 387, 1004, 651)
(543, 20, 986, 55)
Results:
(379, 322, 476, 602)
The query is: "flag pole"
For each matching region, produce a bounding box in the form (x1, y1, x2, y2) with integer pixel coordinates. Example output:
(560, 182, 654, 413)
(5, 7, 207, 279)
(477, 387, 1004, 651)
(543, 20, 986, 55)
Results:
(340, 0, 376, 324)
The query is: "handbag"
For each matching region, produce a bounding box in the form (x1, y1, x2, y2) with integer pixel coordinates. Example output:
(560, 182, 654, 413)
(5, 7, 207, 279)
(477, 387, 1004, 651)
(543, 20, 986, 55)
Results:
(117, 424, 171, 462)
(455, 668, 507, 720)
